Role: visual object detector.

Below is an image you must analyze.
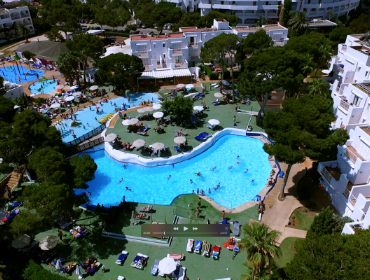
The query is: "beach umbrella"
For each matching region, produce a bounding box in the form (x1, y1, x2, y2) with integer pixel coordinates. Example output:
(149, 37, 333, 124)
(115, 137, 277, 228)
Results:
(144, 106, 154, 112)
(193, 106, 204, 111)
(137, 107, 147, 113)
(50, 103, 61, 109)
(152, 103, 162, 110)
(208, 119, 220, 126)
(39, 236, 58, 250)
(214, 92, 223, 98)
(12, 234, 31, 249)
(122, 118, 138, 126)
(55, 259, 62, 270)
(56, 85, 64, 90)
(176, 84, 185, 89)
(174, 136, 186, 144)
(158, 257, 177, 275)
(152, 142, 164, 150)
(90, 85, 98, 91)
(49, 91, 58, 97)
(73, 91, 82, 96)
(65, 96, 74, 102)
(105, 133, 117, 142)
(75, 265, 83, 279)
(153, 112, 164, 118)
(221, 80, 230, 86)
(186, 84, 194, 89)
(132, 139, 145, 148)
(125, 89, 131, 95)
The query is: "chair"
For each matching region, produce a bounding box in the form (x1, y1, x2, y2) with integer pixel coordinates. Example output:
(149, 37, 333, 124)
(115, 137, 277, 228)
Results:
(202, 243, 211, 257)
(117, 276, 125, 280)
(167, 254, 184, 260)
(69, 226, 88, 238)
(139, 206, 153, 212)
(178, 267, 187, 280)
(186, 239, 194, 252)
(212, 245, 221, 259)
(130, 253, 148, 269)
(115, 250, 128, 265)
(194, 240, 202, 254)
(172, 265, 181, 280)
(174, 130, 179, 137)
(174, 146, 182, 153)
(151, 259, 160, 276)
(61, 262, 77, 274)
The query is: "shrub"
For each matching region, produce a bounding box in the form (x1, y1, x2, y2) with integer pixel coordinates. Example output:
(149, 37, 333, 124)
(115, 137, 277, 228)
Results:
(210, 72, 219, 80)
(204, 65, 212, 77)
(223, 70, 230, 79)
(232, 70, 241, 79)
(23, 260, 67, 280)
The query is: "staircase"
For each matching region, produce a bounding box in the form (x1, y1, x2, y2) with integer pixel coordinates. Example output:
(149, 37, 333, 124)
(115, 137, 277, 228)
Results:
(6, 166, 24, 190)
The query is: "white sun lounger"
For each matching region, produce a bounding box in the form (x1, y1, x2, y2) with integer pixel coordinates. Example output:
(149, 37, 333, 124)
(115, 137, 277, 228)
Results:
(186, 239, 194, 252)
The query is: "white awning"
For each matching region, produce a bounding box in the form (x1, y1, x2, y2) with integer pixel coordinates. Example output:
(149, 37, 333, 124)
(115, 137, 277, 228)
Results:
(139, 69, 191, 79)
(136, 43, 148, 46)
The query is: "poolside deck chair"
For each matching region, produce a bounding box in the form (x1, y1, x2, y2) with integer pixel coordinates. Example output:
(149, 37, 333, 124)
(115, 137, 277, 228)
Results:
(174, 130, 179, 137)
(135, 213, 150, 220)
(167, 254, 184, 260)
(178, 267, 187, 280)
(61, 262, 77, 274)
(233, 221, 240, 236)
(212, 245, 221, 260)
(139, 205, 153, 212)
(194, 240, 202, 254)
(130, 253, 148, 270)
(151, 259, 160, 275)
(115, 250, 128, 265)
(186, 239, 194, 252)
(69, 226, 88, 238)
(202, 243, 211, 257)
(172, 265, 181, 280)
(117, 276, 125, 280)
(174, 145, 182, 153)
(86, 262, 101, 274)
(218, 218, 227, 224)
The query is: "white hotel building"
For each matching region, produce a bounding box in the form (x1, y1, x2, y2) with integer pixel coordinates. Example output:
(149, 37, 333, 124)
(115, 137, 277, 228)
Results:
(0, 7, 34, 41)
(130, 19, 288, 73)
(317, 34, 370, 234)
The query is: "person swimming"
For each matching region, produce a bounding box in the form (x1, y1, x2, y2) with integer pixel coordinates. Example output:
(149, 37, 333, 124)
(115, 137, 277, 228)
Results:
(118, 178, 123, 183)
(123, 165, 127, 169)
(211, 166, 217, 171)
(237, 155, 239, 159)
(192, 190, 195, 194)
(237, 161, 240, 165)
(190, 179, 193, 184)
(229, 166, 233, 169)
(251, 179, 255, 183)
(217, 182, 221, 187)
(244, 169, 249, 173)
(208, 188, 211, 193)
(195, 172, 201, 176)
(167, 175, 171, 180)
(125, 187, 132, 191)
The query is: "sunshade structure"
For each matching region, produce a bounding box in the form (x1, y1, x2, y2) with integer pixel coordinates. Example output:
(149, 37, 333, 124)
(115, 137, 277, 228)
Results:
(151, 142, 164, 150)
(152, 103, 162, 110)
(125, 89, 131, 95)
(214, 92, 223, 98)
(39, 236, 58, 250)
(153, 112, 164, 118)
(221, 80, 230, 86)
(105, 133, 117, 142)
(174, 136, 186, 144)
(158, 257, 177, 275)
(208, 119, 220, 126)
(193, 106, 204, 111)
(186, 84, 194, 89)
(50, 103, 61, 109)
(56, 85, 64, 90)
(132, 139, 145, 148)
(122, 118, 139, 126)
(17, 41, 68, 61)
(137, 107, 154, 113)
(76, 265, 83, 279)
(176, 84, 185, 88)
(65, 96, 74, 102)
(12, 234, 31, 249)
(89, 85, 98, 91)
(73, 91, 82, 96)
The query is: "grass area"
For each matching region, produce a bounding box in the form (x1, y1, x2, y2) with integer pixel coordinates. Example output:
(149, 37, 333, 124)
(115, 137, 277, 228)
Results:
(0, 173, 8, 181)
(106, 83, 263, 158)
(292, 210, 315, 231)
(275, 237, 302, 268)
(33, 194, 258, 280)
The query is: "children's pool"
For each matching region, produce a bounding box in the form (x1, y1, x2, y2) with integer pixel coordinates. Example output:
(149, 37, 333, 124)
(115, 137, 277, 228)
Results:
(29, 79, 61, 95)
(75, 135, 272, 208)
(56, 93, 160, 143)
(0, 66, 44, 83)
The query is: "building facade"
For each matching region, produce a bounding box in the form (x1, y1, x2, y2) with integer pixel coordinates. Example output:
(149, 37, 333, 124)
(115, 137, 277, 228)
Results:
(0, 7, 34, 41)
(130, 19, 288, 71)
(317, 34, 370, 234)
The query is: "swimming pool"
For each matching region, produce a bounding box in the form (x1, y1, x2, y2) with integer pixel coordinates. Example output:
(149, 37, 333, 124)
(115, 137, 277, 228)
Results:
(29, 79, 60, 95)
(0, 66, 44, 83)
(56, 93, 160, 143)
(75, 135, 272, 208)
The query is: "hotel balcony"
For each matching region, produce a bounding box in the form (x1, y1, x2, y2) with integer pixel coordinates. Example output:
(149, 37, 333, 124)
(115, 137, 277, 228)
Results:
(10, 13, 20, 20)
(342, 221, 366, 234)
(344, 145, 364, 165)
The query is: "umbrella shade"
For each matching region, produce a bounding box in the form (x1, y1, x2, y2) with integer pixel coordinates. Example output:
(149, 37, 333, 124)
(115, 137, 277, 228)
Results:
(174, 136, 186, 144)
(153, 112, 164, 118)
(65, 96, 74, 101)
(50, 103, 61, 108)
(132, 139, 145, 148)
(152, 103, 162, 110)
(12, 234, 31, 249)
(56, 85, 64, 90)
(214, 92, 223, 98)
(158, 257, 177, 275)
(193, 106, 204, 111)
(90, 85, 98, 91)
(125, 89, 131, 95)
(137, 107, 147, 113)
(221, 80, 230, 86)
(105, 133, 117, 142)
(73, 91, 82, 96)
(122, 118, 139, 125)
(186, 84, 194, 89)
(39, 236, 58, 250)
(144, 106, 154, 112)
(64, 86, 71, 92)
(49, 91, 59, 97)
(152, 142, 164, 150)
(208, 119, 220, 126)
(176, 84, 185, 88)
(55, 259, 62, 270)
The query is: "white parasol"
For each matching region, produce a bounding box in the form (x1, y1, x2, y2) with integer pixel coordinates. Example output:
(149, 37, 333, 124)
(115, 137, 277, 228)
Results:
(132, 139, 145, 148)
(105, 133, 117, 142)
(158, 257, 177, 275)
(122, 118, 139, 126)
(151, 142, 164, 150)
(153, 112, 164, 118)
(176, 84, 185, 89)
(208, 119, 220, 126)
(186, 84, 194, 89)
(65, 96, 75, 102)
(73, 91, 82, 96)
(174, 136, 186, 144)
(12, 234, 31, 249)
(193, 106, 204, 111)
(64, 86, 71, 92)
(90, 85, 98, 91)
(50, 103, 61, 108)
(39, 236, 58, 250)
(152, 103, 162, 110)
(214, 92, 223, 98)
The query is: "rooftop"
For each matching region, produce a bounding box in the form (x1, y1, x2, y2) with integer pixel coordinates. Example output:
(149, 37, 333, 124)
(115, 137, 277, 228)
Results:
(131, 33, 184, 41)
(234, 24, 286, 32)
(307, 19, 337, 27)
(350, 45, 370, 55)
(181, 27, 216, 33)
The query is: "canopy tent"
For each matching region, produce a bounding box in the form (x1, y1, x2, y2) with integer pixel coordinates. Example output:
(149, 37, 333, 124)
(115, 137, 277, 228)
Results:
(16, 41, 68, 62)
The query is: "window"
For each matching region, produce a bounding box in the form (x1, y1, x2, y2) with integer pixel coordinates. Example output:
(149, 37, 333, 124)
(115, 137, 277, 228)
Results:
(163, 43, 165, 47)
(221, 1, 224, 4)
(358, 67, 361, 71)
(153, 43, 156, 48)
(367, 103, 370, 111)
(352, 94, 361, 106)
(366, 71, 369, 77)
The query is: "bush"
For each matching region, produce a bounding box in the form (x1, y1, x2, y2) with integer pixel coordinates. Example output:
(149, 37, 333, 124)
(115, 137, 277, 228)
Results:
(209, 72, 219, 80)
(204, 65, 212, 77)
(232, 70, 241, 79)
(223, 70, 230, 79)
(23, 260, 67, 280)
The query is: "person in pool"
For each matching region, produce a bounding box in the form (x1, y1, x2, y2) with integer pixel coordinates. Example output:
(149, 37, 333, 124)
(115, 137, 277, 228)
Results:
(118, 178, 123, 183)
(229, 166, 233, 169)
(125, 187, 132, 191)
(244, 169, 249, 173)
(190, 179, 193, 184)
(167, 175, 171, 180)
(211, 166, 217, 171)
(195, 172, 201, 176)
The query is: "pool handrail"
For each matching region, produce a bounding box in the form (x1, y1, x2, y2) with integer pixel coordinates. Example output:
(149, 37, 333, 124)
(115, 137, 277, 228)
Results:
(65, 123, 105, 147)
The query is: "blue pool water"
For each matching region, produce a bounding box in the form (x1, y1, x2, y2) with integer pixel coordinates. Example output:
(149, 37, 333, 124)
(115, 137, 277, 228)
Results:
(29, 79, 60, 95)
(75, 135, 272, 208)
(57, 93, 160, 143)
(0, 66, 44, 83)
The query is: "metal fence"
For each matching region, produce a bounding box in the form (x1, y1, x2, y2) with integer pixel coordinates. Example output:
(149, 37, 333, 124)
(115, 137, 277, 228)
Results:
(65, 124, 105, 147)
(77, 137, 105, 152)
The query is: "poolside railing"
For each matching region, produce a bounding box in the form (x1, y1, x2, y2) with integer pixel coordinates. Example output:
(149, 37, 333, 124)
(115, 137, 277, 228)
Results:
(77, 137, 105, 152)
(65, 124, 106, 147)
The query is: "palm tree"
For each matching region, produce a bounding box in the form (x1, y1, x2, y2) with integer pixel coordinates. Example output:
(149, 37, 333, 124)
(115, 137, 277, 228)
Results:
(316, 43, 332, 76)
(57, 51, 80, 86)
(327, 10, 336, 21)
(308, 78, 330, 97)
(288, 11, 308, 33)
(17, 24, 30, 42)
(239, 223, 281, 280)
(302, 53, 314, 77)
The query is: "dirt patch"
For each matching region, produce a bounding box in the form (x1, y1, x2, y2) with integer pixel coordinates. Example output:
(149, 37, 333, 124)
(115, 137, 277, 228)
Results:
(286, 207, 316, 229)
(295, 206, 317, 217)
(287, 212, 300, 228)
(291, 244, 297, 254)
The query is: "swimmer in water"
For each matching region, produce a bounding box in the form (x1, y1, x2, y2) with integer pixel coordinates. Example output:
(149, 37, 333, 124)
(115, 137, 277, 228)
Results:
(211, 166, 217, 171)
(208, 188, 211, 193)
(125, 187, 132, 191)
(244, 169, 249, 173)
(123, 165, 127, 169)
(167, 175, 171, 180)
(195, 172, 201, 176)
(237, 161, 240, 165)
(118, 178, 123, 183)
(229, 166, 233, 169)
(192, 190, 195, 194)
(217, 182, 221, 187)
(237, 155, 239, 159)
(251, 179, 255, 183)
(190, 179, 193, 184)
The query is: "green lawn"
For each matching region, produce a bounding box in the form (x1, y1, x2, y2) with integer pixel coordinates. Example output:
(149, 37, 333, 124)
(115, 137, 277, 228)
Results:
(275, 237, 302, 268)
(34, 194, 258, 280)
(293, 210, 315, 231)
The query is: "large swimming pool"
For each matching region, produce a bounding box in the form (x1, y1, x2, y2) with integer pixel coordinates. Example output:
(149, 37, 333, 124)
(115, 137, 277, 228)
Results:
(29, 79, 60, 95)
(75, 135, 272, 208)
(56, 93, 160, 143)
(0, 66, 44, 83)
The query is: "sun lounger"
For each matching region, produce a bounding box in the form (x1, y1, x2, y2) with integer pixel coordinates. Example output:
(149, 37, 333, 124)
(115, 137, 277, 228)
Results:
(151, 259, 160, 275)
(218, 218, 227, 224)
(195, 132, 210, 141)
(174, 145, 182, 153)
(167, 254, 184, 260)
(139, 205, 153, 212)
(233, 221, 240, 236)
(69, 226, 88, 238)
(194, 240, 202, 254)
(115, 250, 128, 265)
(178, 267, 187, 280)
(135, 213, 150, 220)
(117, 276, 125, 280)
(130, 253, 148, 270)
(61, 262, 77, 273)
(172, 265, 181, 280)
(186, 239, 194, 252)
(202, 243, 211, 257)
(212, 245, 221, 259)
(86, 262, 101, 273)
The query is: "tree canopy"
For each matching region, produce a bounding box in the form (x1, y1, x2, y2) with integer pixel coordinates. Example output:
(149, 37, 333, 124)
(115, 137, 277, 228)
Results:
(69, 154, 97, 189)
(349, 14, 370, 33)
(162, 95, 194, 123)
(238, 30, 273, 59)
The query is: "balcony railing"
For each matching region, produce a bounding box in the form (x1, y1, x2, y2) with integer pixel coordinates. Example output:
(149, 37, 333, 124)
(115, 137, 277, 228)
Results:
(340, 99, 350, 111)
(343, 188, 350, 198)
(320, 167, 333, 183)
(349, 194, 357, 206)
(344, 147, 358, 163)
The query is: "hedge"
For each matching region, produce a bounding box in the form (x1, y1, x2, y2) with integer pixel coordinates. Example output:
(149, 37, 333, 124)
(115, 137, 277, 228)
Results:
(232, 70, 241, 79)
(23, 260, 67, 280)
(210, 72, 219, 80)
(204, 65, 212, 77)
(223, 70, 230, 80)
